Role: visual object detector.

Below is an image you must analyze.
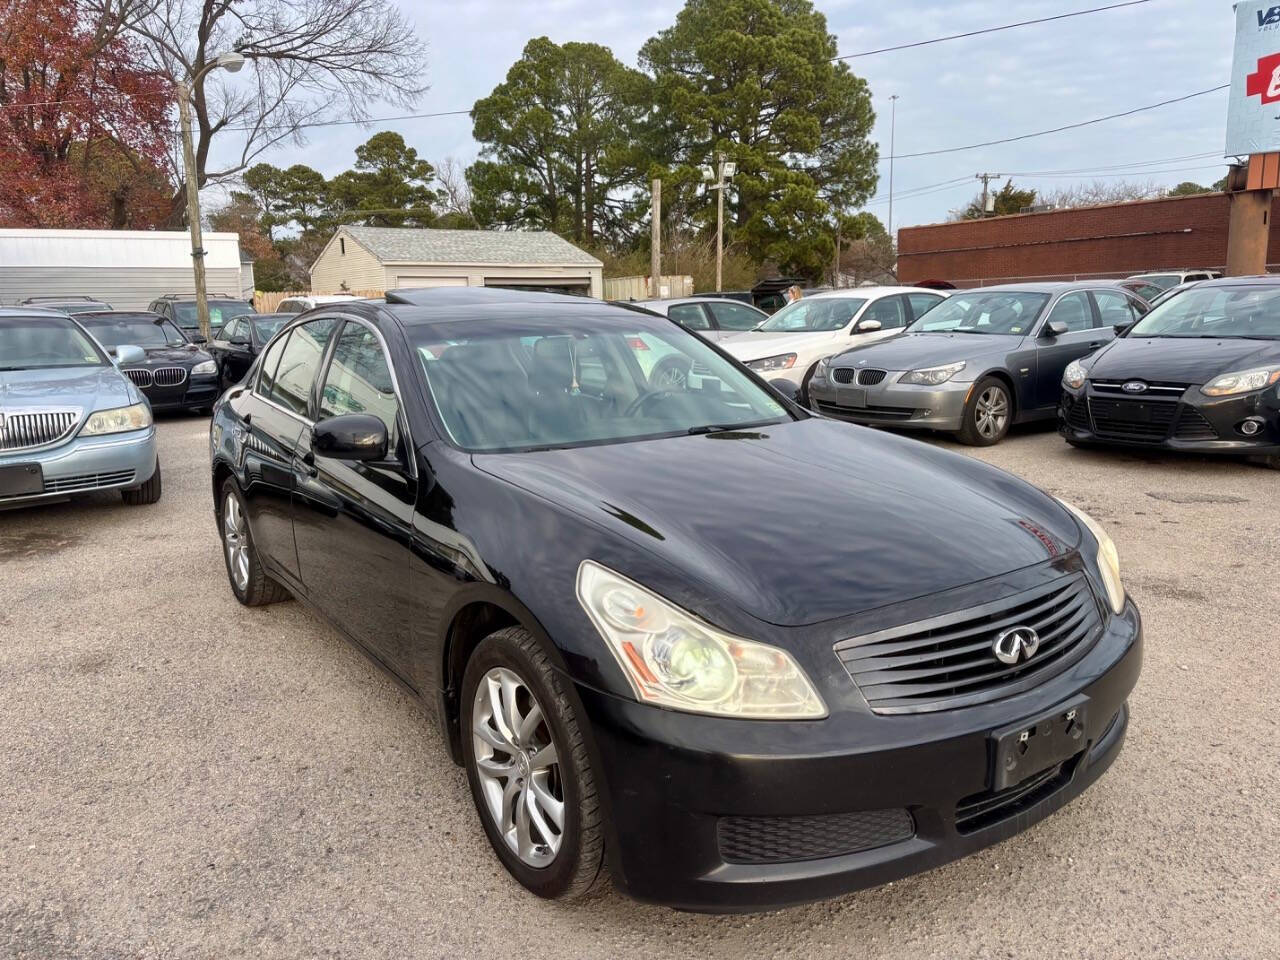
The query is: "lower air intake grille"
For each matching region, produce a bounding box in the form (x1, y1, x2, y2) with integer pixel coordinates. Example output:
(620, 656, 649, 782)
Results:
(717, 808, 915, 864)
(1173, 408, 1218, 441)
(43, 470, 135, 493)
(955, 759, 1077, 834)
(1088, 397, 1177, 441)
(835, 573, 1103, 715)
(1063, 397, 1091, 432)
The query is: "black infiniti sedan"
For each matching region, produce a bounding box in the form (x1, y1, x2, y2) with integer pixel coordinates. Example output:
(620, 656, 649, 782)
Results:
(208, 288, 1142, 911)
(78, 311, 221, 413)
(1059, 276, 1280, 468)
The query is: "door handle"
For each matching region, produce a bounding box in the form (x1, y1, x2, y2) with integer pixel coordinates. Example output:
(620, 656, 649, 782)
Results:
(1088, 341, 1103, 348)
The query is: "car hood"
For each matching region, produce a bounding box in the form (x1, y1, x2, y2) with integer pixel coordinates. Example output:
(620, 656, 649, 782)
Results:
(474, 418, 1080, 627)
(124, 345, 212, 366)
(719, 330, 840, 359)
(829, 332, 1020, 371)
(0, 365, 136, 413)
(1087, 336, 1280, 384)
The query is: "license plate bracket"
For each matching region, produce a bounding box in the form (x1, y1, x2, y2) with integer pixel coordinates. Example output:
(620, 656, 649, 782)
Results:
(990, 696, 1088, 791)
(844, 386, 867, 408)
(0, 462, 44, 498)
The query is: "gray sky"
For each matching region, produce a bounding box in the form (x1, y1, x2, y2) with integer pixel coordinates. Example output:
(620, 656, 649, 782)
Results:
(240, 0, 1236, 231)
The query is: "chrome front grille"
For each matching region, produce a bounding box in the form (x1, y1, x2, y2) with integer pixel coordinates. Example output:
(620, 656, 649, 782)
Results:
(124, 368, 153, 387)
(0, 410, 80, 451)
(832, 368, 856, 384)
(835, 573, 1103, 715)
(153, 366, 187, 386)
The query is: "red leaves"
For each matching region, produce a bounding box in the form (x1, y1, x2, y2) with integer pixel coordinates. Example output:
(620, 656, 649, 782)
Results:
(0, 0, 174, 227)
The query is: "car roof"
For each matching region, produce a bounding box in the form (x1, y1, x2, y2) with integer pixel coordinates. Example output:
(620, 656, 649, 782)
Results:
(803, 286, 944, 299)
(633, 296, 759, 308)
(953, 280, 1128, 295)
(0, 306, 80, 318)
(284, 294, 362, 303)
(77, 310, 163, 320)
(354, 287, 655, 328)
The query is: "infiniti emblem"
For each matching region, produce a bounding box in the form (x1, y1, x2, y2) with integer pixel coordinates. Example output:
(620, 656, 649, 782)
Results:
(1121, 380, 1148, 394)
(992, 626, 1040, 665)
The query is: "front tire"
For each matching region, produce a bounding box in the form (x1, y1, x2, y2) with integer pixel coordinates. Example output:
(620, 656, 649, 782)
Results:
(219, 478, 289, 606)
(121, 459, 162, 505)
(957, 377, 1012, 446)
(461, 627, 605, 900)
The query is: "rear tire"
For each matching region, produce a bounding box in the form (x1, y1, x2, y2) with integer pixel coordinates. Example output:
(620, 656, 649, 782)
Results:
(218, 478, 290, 606)
(461, 627, 605, 901)
(121, 460, 162, 505)
(957, 377, 1012, 446)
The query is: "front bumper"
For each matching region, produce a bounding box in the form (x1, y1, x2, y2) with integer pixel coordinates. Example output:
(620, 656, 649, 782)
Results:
(129, 372, 220, 411)
(577, 601, 1141, 912)
(0, 427, 158, 506)
(808, 372, 971, 430)
(1059, 383, 1280, 456)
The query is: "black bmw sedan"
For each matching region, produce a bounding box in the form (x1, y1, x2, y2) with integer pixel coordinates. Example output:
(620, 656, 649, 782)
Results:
(78, 311, 221, 413)
(1059, 276, 1280, 468)
(208, 288, 1142, 911)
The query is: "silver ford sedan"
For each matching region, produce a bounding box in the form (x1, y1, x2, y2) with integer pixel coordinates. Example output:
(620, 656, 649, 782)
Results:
(0, 308, 161, 508)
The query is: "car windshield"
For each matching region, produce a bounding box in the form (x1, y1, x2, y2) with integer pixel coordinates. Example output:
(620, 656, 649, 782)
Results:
(1130, 275, 1180, 291)
(171, 300, 255, 326)
(253, 317, 287, 339)
(905, 291, 1050, 335)
(1127, 286, 1280, 339)
(412, 315, 791, 452)
(756, 298, 867, 333)
(80, 315, 187, 348)
(0, 316, 107, 370)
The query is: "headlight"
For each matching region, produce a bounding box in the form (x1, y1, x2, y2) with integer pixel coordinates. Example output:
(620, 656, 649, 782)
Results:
(810, 356, 831, 381)
(1062, 359, 1088, 389)
(900, 361, 965, 385)
(576, 561, 827, 719)
(191, 359, 217, 375)
(746, 353, 797, 372)
(1056, 499, 1125, 614)
(80, 403, 153, 437)
(1200, 366, 1280, 397)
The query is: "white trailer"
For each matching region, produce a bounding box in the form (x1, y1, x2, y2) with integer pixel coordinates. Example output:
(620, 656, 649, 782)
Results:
(0, 229, 246, 311)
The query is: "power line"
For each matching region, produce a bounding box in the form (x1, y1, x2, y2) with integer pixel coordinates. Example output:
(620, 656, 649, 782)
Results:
(833, 0, 1154, 60)
(889, 84, 1229, 160)
(222, 108, 472, 132)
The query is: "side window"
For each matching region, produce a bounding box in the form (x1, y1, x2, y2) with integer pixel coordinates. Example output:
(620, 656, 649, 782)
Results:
(860, 295, 907, 331)
(255, 329, 292, 399)
(220, 319, 241, 342)
(907, 293, 943, 321)
(1127, 294, 1150, 316)
(667, 303, 711, 330)
(708, 301, 764, 331)
(268, 318, 337, 416)
(1090, 291, 1136, 327)
(1046, 292, 1094, 332)
(320, 322, 402, 455)
(279, 300, 301, 314)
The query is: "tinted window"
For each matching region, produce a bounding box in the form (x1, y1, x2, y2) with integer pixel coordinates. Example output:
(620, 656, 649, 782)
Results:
(1092, 291, 1138, 327)
(758, 297, 867, 332)
(80, 315, 188, 348)
(907, 293, 943, 321)
(707, 301, 765, 331)
(1129, 286, 1280, 339)
(1046, 292, 1094, 332)
(170, 300, 255, 327)
(667, 303, 711, 330)
(860, 296, 907, 330)
(255, 330, 291, 398)
(267, 318, 337, 415)
(414, 317, 788, 452)
(320, 324, 401, 447)
(0, 316, 106, 369)
(219, 319, 241, 341)
(253, 316, 287, 340)
(279, 300, 303, 314)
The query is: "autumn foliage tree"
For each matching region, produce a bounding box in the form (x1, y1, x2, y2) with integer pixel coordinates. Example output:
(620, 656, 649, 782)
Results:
(0, 0, 173, 227)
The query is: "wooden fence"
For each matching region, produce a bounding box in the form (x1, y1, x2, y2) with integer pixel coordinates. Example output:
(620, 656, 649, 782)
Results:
(602, 275, 694, 301)
(253, 289, 383, 313)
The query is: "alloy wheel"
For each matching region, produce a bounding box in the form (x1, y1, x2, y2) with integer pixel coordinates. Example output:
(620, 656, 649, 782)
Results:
(975, 386, 1010, 440)
(222, 494, 250, 592)
(471, 666, 565, 867)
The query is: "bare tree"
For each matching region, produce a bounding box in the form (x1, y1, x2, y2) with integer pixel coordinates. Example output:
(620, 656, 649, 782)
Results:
(434, 156, 478, 227)
(1036, 179, 1165, 209)
(93, 0, 426, 226)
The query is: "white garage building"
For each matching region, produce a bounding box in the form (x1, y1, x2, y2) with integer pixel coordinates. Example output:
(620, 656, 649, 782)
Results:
(309, 225, 603, 298)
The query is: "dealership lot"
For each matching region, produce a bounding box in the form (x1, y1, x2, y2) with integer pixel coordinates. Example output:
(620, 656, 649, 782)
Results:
(1, 416, 1277, 959)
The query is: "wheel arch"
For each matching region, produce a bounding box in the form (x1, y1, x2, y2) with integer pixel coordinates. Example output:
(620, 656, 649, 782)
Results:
(976, 368, 1019, 418)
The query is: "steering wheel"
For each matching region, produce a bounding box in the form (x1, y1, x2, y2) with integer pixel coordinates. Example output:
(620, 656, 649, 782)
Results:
(623, 389, 677, 418)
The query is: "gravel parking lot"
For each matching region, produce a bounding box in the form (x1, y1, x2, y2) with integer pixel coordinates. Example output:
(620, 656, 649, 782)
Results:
(1, 415, 1277, 959)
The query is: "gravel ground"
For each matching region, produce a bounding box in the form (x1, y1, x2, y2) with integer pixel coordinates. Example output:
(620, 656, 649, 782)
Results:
(1, 416, 1276, 959)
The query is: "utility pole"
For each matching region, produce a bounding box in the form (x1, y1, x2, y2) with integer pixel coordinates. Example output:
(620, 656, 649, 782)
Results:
(975, 173, 1003, 217)
(650, 178, 661, 298)
(175, 51, 245, 344)
(887, 95, 899, 239)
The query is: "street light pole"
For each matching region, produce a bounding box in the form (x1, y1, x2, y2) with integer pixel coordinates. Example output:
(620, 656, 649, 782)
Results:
(706, 153, 736, 293)
(175, 52, 245, 345)
(887, 94, 899, 240)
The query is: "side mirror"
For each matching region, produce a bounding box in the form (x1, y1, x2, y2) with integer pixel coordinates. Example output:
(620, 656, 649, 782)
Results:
(854, 318, 883, 334)
(312, 413, 388, 462)
(1113, 322, 1134, 336)
(116, 344, 145, 365)
(190, 334, 208, 345)
(1042, 320, 1069, 338)
(768, 378, 804, 405)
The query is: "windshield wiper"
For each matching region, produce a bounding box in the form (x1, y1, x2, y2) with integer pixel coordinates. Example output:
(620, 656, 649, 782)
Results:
(687, 419, 777, 435)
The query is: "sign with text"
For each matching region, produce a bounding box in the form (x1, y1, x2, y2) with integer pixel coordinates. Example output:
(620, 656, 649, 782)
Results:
(1227, 3, 1280, 155)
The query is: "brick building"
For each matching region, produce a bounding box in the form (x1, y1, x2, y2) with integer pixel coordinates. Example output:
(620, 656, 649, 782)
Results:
(895, 192, 1280, 287)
